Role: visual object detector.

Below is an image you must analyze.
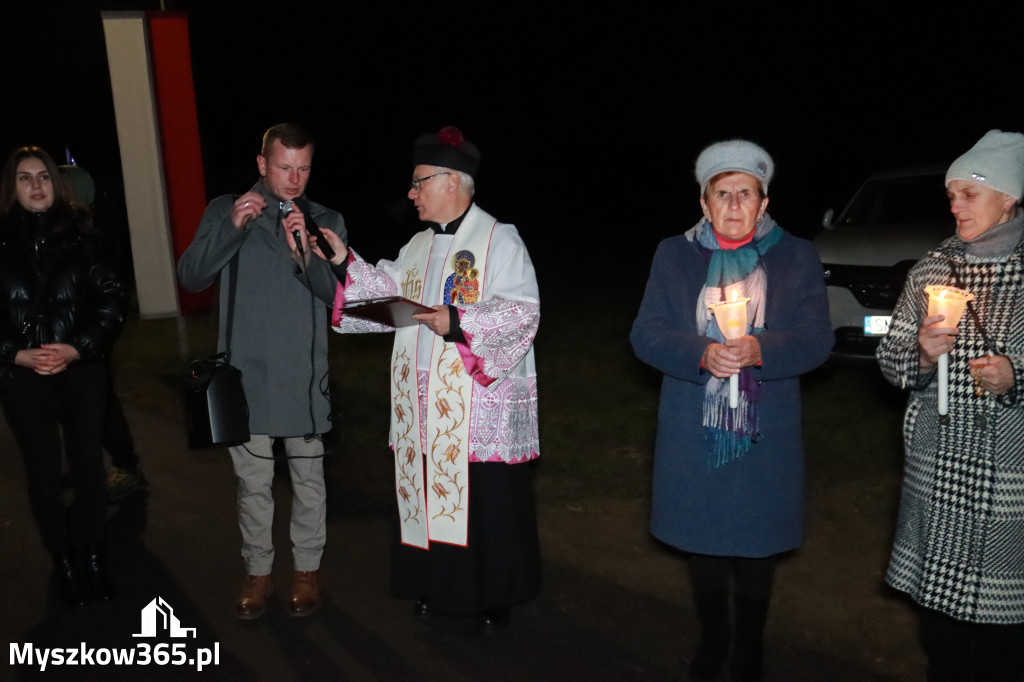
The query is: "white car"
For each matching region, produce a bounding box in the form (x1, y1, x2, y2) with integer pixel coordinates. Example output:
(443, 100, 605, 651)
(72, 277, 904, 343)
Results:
(813, 167, 953, 361)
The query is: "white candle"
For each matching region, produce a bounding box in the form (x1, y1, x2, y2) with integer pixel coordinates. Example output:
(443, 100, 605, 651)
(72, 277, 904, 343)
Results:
(708, 294, 750, 409)
(924, 285, 974, 416)
(938, 353, 949, 415)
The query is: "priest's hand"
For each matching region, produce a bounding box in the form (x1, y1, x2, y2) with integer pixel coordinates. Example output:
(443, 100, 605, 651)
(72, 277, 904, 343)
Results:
(413, 305, 451, 336)
(312, 228, 348, 264)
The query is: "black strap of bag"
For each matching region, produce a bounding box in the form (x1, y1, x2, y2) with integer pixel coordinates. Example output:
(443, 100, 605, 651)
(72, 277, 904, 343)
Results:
(943, 258, 997, 354)
(225, 251, 239, 359)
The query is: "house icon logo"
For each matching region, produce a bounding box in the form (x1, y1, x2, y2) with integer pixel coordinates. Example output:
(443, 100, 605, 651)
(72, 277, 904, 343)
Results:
(133, 597, 197, 638)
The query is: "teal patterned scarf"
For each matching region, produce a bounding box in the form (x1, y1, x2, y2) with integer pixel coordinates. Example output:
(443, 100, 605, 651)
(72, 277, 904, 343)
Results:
(687, 215, 781, 468)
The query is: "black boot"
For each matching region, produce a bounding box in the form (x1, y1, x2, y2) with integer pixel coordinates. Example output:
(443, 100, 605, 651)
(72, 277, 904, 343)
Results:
(81, 543, 116, 603)
(51, 550, 89, 612)
(918, 607, 972, 682)
(731, 594, 769, 682)
(690, 589, 730, 680)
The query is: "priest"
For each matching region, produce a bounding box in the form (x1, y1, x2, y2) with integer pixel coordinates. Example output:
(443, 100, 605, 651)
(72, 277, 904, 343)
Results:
(299, 126, 541, 632)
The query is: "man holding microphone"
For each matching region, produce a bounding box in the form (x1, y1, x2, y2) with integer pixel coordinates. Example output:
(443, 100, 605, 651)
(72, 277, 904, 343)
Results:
(178, 123, 346, 620)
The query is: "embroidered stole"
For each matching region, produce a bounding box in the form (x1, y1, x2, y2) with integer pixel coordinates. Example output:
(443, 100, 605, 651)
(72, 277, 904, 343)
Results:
(390, 219, 496, 548)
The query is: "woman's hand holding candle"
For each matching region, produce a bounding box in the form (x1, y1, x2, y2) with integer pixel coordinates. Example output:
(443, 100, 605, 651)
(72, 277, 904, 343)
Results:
(917, 314, 958, 371)
(725, 336, 761, 368)
(707, 294, 752, 409)
(923, 285, 974, 416)
(702, 336, 761, 378)
(702, 342, 740, 379)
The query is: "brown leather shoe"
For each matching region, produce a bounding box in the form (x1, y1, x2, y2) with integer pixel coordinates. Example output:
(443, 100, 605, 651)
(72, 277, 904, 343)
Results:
(235, 574, 272, 620)
(288, 570, 322, 617)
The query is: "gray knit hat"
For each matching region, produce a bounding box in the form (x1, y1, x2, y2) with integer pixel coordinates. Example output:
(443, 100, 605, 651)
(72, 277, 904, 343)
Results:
(945, 129, 1024, 202)
(695, 139, 774, 195)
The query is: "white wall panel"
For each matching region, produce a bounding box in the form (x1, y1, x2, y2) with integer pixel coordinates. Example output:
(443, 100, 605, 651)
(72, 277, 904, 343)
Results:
(102, 12, 179, 318)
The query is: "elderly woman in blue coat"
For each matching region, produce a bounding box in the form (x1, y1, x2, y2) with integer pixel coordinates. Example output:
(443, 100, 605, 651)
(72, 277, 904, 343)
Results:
(631, 140, 832, 681)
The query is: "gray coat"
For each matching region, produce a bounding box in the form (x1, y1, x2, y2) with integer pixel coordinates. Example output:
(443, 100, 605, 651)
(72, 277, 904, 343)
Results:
(177, 181, 347, 437)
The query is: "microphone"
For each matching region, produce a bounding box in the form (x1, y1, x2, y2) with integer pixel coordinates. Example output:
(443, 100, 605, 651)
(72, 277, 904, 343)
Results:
(293, 197, 336, 261)
(280, 200, 303, 256)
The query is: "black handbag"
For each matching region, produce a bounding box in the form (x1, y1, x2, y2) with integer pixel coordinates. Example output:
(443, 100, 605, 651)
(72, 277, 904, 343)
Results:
(185, 255, 250, 448)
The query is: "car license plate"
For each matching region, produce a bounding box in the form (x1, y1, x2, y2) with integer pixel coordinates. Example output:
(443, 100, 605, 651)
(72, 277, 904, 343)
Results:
(864, 316, 891, 336)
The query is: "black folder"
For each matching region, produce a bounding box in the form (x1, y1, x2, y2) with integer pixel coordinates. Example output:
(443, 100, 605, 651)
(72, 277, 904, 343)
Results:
(341, 296, 435, 327)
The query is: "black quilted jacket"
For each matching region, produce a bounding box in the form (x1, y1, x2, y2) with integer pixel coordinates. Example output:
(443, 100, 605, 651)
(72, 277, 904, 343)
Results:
(0, 207, 127, 367)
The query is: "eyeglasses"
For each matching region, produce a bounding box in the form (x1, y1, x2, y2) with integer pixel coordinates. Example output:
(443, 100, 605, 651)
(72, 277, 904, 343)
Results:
(409, 172, 451, 192)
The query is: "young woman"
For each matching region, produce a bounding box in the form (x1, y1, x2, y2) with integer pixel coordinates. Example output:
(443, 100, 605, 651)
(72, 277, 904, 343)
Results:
(0, 146, 127, 611)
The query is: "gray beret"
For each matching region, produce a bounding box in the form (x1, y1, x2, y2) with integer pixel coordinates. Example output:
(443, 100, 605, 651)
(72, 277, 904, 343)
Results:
(695, 140, 774, 195)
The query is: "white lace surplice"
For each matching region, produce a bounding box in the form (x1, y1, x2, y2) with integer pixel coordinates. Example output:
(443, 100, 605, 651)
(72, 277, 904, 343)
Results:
(333, 212, 539, 463)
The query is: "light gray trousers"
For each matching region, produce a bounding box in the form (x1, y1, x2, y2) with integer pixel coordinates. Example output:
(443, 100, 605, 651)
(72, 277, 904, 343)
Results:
(228, 435, 326, 574)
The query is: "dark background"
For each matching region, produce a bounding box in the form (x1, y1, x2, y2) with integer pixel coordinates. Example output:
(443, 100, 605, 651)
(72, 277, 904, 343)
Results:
(3, 2, 1022, 280)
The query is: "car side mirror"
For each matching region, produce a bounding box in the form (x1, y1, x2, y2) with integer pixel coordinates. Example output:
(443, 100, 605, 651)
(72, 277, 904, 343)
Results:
(822, 208, 835, 230)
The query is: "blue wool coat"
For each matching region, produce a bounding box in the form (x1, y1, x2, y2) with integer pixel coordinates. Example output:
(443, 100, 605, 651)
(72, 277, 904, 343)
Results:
(630, 228, 832, 557)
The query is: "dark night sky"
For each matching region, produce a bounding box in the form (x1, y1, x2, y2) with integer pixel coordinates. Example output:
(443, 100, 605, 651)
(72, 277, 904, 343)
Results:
(3, 2, 1022, 279)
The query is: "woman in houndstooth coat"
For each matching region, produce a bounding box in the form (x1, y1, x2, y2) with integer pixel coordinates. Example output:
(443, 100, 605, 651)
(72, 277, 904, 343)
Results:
(877, 130, 1024, 681)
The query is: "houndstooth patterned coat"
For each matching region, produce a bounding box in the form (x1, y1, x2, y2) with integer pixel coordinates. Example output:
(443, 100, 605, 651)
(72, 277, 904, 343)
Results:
(877, 226, 1024, 624)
